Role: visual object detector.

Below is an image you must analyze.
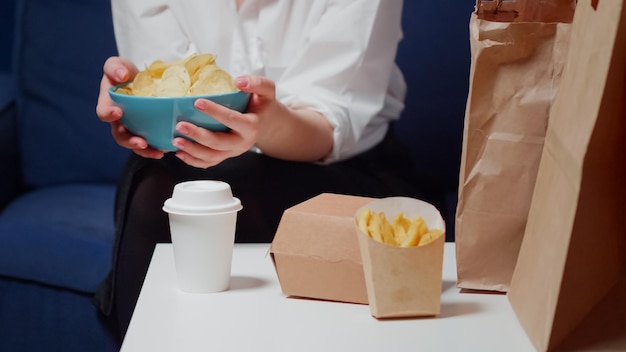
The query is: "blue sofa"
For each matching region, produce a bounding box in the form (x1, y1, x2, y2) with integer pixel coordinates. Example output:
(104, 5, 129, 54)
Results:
(0, 0, 127, 351)
(0, 0, 472, 351)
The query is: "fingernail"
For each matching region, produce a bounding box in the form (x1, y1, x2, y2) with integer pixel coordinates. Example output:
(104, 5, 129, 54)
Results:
(195, 99, 208, 110)
(172, 139, 184, 150)
(235, 76, 249, 88)
(176, 124, 190, 135)
(115, 68, 126, 81)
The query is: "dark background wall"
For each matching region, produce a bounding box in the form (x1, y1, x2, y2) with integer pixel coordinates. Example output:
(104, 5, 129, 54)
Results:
(394, 1, 474, 238)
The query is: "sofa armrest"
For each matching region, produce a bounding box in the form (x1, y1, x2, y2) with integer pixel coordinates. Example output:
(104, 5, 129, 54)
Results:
(0, 73, 16, 110)
(0, 72, 21, 211)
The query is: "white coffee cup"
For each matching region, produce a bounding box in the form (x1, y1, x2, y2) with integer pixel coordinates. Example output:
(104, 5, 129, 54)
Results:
(162, 180, 242, 293)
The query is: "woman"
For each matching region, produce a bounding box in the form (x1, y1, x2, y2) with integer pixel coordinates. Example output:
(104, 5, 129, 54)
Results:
(94, 0, 421, 344)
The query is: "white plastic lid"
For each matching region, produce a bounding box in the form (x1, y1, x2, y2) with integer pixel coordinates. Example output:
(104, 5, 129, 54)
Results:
(162, 180, 242, 215)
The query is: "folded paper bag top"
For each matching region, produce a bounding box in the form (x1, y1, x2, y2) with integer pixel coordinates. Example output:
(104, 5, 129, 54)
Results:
(355, 197, 446, 319)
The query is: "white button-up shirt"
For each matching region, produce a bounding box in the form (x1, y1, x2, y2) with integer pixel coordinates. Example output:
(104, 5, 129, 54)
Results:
(111, 0, 407, 163)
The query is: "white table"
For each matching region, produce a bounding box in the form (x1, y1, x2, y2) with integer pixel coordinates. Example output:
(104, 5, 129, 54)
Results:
(121, 243, 535, 352)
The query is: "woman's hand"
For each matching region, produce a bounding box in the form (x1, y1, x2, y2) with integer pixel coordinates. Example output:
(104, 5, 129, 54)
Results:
(95, 56, 165, 159)
(172, 75, 334, 168)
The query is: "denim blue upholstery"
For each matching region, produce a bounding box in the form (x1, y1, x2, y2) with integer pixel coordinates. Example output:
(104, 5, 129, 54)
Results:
(0, 184, 116, 292)
(14, 0, 128, 187)
(0, 0, 473, 350)
(0, 278, 117, 351)
(0, 0, 127, 350)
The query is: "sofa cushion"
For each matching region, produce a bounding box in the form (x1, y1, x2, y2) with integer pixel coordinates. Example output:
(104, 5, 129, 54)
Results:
(14, 0, 129, 188)
(0, 73, 21, 211)
(0, 184, 116, 293)
(0, 278, 117, 352)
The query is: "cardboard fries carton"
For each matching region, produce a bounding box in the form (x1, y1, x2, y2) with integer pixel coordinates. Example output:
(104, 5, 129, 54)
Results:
(270, 193, 374, 304)
(356, 197, 445, 318)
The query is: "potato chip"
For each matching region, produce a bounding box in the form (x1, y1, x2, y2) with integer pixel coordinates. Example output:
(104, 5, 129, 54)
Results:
(190, 65, 237, 95)
(114, 86, 133, 95)
(145, 60, 169, 78)
(130, 70, 157, 97)
(156, 78, 188, 97)
(184, 53, 216, 82)
(155, 65, 191, 97)
(116, 53, 237, 97)
(161, 64, 191, 86)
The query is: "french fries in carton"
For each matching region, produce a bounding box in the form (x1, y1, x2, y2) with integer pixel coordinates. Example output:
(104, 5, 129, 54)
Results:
(355, 197, 445, 318)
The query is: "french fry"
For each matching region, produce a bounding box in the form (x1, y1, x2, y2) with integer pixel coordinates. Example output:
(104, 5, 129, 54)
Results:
(366, 210, 385, 244)
(392, 212, 410, 245)
(418, 229, 444, 246)
(379, 213, 397, 246)
(356, 209, 442, 247)
(357, 208, 372, 235)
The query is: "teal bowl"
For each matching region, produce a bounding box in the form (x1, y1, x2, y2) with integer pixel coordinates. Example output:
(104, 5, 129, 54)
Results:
(109, 84, 250, 151)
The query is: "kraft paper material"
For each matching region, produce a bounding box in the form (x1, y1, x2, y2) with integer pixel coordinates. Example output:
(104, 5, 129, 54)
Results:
(355, 197, 445, 319)
(508, 0, 626, 350)
(455, 1, 575, 292)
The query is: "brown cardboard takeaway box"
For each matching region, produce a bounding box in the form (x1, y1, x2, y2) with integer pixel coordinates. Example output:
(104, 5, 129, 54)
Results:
(270, 193, 374, 304)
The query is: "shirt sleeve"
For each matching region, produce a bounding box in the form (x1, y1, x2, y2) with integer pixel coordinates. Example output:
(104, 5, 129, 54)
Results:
(275, 0, 406, 163)
(111, 0, 197, 68)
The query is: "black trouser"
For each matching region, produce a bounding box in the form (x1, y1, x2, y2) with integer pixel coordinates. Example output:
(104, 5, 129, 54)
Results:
(94, 131, 432, 346)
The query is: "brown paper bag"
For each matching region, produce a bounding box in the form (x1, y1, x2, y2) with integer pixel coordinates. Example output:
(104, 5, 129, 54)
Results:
(455, 0, 575, 291)
(476, 0, 576, 23)
(508, 0, 626, 350)
(355, 197, 445, 318)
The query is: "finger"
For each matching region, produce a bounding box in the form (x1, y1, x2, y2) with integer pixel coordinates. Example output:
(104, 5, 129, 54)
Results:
(103, 57, 139, 84)
(175, 120, 254, 153)
(234, 75, 276, 100)
(173, 146, 229, 169)
(97, 57, 138, 122)
(193, 99, 257, 137)
(110, 121, 165, 159)
(110, 121, 145, 149)
(172, 133, 246, 169)
(133, 148, 166, 159)
(96, 76, 124, 122)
